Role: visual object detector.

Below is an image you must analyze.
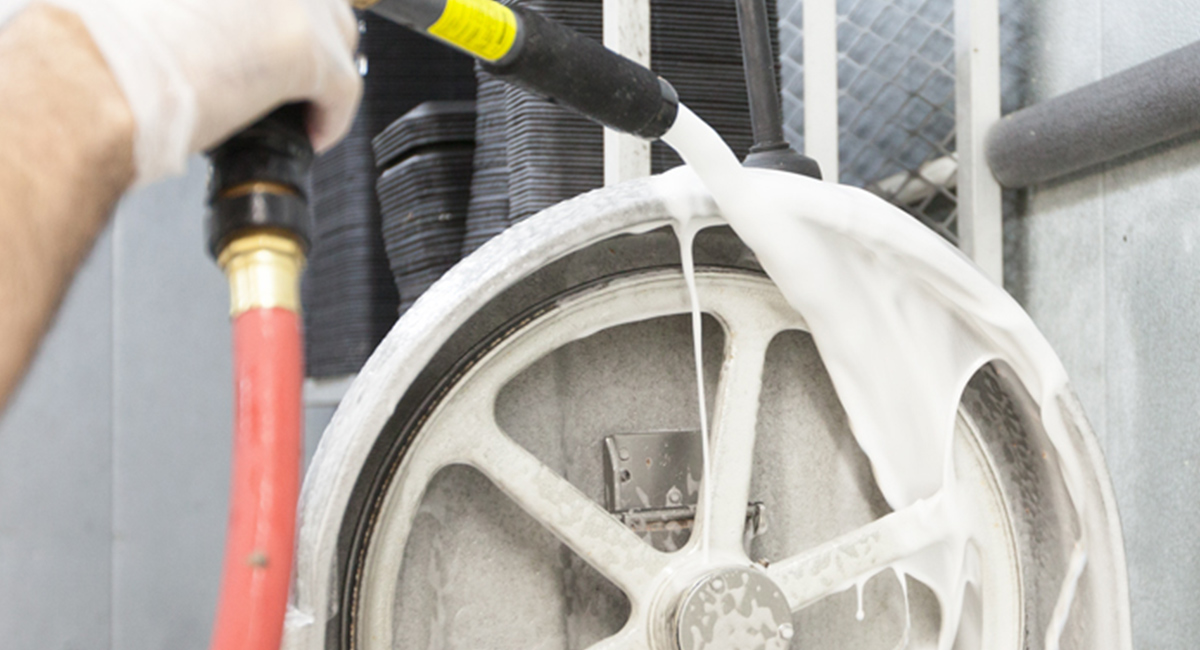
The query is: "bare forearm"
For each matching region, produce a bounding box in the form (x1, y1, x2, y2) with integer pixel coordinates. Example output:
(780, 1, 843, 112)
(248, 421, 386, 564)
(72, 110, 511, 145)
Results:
(0, 3, 134, 407)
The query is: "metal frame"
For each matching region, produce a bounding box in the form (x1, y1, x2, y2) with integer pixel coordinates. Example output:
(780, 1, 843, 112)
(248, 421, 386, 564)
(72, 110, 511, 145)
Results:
(797, 0, 1002, 280)
(603, 0, 653, 185)
(803, 0, 840, 182)
(953, 0, 1003, 282)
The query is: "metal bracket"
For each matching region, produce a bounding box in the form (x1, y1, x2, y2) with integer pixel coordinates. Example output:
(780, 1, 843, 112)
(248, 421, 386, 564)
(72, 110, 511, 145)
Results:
(603, 431, 766, 552)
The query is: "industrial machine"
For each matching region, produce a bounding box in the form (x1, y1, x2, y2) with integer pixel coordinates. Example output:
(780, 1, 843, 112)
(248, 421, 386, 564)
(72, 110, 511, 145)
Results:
(284, 175, 1131, 650)
(203, 0, 1134, 648)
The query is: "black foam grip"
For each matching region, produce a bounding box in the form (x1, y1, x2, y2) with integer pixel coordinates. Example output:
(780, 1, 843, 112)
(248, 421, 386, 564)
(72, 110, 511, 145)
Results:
(482, 5, 678, 140)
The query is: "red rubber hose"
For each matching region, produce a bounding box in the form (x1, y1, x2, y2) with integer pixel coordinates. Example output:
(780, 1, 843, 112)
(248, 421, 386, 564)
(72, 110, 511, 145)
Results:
(210, 306, 304, 650)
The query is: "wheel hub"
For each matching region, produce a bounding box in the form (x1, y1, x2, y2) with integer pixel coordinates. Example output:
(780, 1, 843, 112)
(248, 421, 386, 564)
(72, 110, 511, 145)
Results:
(674, 567, 795, 650)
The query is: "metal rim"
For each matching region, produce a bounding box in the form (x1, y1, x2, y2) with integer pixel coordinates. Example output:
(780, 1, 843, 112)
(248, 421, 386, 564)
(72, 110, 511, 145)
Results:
(284, 176, 1130, 650)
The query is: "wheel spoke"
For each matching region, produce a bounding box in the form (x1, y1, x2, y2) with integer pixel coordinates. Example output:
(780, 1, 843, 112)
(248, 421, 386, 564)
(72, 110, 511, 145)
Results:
(766, 496, 953, 611)
(698, 332, 772, 554)
(451, 407, 672, 598)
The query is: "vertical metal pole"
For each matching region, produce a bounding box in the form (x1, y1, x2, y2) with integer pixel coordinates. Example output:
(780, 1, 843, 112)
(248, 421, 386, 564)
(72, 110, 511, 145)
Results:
(603, 0, 652, 185)
(803, 0, 839, 182)
(954, 0, 1003, 283)
(737, 0, 789, 151)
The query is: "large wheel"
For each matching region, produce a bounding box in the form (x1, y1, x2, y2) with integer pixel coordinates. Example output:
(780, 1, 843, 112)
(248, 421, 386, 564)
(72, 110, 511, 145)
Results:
(285, 177, 1131, 650)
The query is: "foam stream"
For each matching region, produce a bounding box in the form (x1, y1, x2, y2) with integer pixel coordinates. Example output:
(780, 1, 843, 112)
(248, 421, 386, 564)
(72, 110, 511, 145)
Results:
(674, 221, 713, 561)
(660, 105, 1090, 648)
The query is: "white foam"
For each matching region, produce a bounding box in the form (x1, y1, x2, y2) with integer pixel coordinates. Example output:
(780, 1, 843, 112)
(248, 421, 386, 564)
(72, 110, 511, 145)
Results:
(855, 579, 865, 622)
(673, 220, 713, 562)
(659, 105, 1090, 648)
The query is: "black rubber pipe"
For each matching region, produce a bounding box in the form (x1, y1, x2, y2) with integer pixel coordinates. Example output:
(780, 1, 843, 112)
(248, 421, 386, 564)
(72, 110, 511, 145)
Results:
(736, 0, 786, 151)
(734, 0, 822, 178)
(482, 5, 678, 139)
(366, 0, 679, 139)
(987, 40, 1200, 188)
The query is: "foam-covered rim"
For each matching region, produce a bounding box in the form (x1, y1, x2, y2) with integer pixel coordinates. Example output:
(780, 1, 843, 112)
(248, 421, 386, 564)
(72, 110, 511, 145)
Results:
(283, 175, 1129, 650)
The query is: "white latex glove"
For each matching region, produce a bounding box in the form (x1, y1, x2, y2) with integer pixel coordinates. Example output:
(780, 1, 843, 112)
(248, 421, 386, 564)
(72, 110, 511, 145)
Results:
(41, 0, 362, 185)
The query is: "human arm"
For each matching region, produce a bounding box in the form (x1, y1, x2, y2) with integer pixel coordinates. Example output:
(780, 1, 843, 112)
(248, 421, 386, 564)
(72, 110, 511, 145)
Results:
(0, 0, 361, 409)
(0, 3, 134, 408)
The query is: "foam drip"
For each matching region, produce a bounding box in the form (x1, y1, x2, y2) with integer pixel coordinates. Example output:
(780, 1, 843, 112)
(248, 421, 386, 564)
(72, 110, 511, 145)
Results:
(896, 569, 911, 648)
(673, 220, 713, 562)
(855, 580, 865, 622)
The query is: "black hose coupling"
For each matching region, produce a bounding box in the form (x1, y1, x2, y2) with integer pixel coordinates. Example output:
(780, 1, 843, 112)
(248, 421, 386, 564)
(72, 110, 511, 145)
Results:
(205, 104, 314, 259)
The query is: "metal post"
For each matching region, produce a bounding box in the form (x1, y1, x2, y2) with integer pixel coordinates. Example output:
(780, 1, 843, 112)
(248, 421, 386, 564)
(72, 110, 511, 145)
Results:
(603, 0, 652, 185)
(737, 0, 788, 151)
(954, 0, 1002, 283)
(803, 0, 839, 182)
(738, 0, 823, 178)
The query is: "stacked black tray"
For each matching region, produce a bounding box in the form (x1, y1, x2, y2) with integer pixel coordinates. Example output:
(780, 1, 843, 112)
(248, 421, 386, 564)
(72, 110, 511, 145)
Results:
(304, 113, 396, 377)
(463, 67, 511, 256)
(375, 101, 477, 315)
(505, 0, 606, 222)
(304, 12, 475, 378)
(649, 0, 774, 172)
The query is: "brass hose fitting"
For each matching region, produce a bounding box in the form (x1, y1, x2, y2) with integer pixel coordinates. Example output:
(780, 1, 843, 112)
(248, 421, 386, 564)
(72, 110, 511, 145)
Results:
(216, 232, 305, 317)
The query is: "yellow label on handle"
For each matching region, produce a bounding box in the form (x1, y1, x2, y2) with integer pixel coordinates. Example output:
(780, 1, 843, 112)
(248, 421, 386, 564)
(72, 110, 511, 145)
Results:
(427, 0, 518, 62)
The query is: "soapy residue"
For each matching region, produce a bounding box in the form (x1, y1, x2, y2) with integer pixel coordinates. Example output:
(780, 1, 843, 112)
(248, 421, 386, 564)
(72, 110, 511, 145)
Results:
(659, 105, 1093, 649)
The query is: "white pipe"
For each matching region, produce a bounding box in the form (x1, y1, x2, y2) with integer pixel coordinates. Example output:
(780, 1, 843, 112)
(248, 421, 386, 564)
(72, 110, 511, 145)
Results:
(873, 155, 958, 206)
(954, 0, 1003, 283)
(803, 0, 839, 182)
(603, 0, 652, 185)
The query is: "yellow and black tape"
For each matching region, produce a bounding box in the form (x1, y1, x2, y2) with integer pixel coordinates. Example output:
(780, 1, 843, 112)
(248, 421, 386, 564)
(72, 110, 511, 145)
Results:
(426, 0, 518, 62)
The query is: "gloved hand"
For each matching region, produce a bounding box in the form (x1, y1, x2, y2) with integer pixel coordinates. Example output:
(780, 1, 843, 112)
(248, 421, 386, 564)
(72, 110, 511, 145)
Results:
(40, 0, 362, 185)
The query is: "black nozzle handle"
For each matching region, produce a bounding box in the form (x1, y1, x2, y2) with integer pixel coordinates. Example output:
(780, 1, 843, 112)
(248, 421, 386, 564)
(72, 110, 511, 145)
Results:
(206, 103, 314, 257)
(365, 0, 678, 139)
(482, 5, 678, 139)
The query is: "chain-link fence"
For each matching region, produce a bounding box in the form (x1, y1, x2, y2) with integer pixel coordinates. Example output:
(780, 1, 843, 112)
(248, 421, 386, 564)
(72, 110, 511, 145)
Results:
(778, 0, 1027, 242)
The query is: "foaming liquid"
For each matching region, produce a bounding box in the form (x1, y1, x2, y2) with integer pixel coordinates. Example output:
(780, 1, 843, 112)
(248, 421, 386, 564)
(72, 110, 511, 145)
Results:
(674, 220, 714, 562)
(660, 105, 1091, 649)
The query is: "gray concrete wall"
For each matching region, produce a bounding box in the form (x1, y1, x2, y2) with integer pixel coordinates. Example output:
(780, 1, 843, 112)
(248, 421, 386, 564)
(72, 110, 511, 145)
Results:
(1006, 1, 1200, 647)
(0, 156, 343, 650)
(0, 159, 231, 650)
